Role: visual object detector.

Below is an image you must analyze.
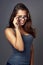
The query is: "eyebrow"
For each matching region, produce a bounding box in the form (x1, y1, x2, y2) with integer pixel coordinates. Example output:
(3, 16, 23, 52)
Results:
(17, 14, 27, 16)
(18, 15, 28, 17)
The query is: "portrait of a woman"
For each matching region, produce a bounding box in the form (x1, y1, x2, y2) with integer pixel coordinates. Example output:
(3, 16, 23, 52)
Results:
(5, 3, 36, 65)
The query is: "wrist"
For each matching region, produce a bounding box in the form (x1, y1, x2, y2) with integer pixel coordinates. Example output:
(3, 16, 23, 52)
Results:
(15, 27, 20, 31)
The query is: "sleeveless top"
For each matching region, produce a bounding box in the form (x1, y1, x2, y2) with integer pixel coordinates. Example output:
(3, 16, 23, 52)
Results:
(7, 34, 34, 65)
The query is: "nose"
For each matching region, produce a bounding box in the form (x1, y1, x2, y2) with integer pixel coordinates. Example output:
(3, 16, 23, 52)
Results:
(21, 18, 25, 21)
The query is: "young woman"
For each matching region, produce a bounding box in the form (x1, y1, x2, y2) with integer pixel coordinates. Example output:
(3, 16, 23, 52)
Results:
(5, 3, 36, 65)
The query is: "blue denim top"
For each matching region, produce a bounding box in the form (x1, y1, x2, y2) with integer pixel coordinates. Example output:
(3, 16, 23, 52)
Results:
(7, 34, 34, 65)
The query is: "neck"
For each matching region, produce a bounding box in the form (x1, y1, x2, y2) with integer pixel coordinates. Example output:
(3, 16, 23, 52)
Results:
(19, 27, 24, 34)
(19, 27, 28, 35)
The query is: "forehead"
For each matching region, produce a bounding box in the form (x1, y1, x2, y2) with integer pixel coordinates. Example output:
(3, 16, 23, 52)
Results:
(16, 10, 27, 16)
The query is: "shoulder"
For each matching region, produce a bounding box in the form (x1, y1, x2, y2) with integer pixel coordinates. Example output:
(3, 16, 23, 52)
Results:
(4, 27, 15, 35)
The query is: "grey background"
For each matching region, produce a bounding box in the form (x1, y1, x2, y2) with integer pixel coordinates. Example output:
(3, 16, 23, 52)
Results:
(0, 0, 43, 65)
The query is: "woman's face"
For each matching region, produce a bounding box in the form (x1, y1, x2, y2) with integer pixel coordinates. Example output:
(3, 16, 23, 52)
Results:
(16, 10, 28, 26)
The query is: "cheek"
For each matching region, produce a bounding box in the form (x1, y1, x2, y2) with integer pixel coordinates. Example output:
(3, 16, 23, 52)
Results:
(24, 21, 27, 23)
(20, 20, 26, 23)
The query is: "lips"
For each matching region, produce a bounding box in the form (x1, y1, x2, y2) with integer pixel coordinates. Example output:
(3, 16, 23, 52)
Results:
(19, 21, 24, 25)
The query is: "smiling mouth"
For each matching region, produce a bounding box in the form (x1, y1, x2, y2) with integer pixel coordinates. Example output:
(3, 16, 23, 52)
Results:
(19, 21, 25, 25)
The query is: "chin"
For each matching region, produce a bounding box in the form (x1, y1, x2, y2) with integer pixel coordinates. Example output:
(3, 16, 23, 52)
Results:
(20, 24, 25, 28)
(20, 23, 25, 25)
(20, 22, 26, 27)
(21, 24, 24, 26)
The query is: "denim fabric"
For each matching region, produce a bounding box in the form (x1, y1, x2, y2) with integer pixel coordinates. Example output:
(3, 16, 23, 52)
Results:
(6, 34, 33, 65)
(6, 62, 11, 65)
(6, 62, 30, 65)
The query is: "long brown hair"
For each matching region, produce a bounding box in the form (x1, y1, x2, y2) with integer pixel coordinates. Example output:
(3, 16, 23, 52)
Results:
(8, 3, 36, 38)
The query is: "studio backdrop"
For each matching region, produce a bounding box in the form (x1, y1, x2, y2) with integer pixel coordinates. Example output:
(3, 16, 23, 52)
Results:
(0, 0, 43, 65)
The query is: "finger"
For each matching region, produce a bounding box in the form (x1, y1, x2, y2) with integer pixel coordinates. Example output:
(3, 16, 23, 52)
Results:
(14, 16, 18, 22)
(14, 16, 18, 19)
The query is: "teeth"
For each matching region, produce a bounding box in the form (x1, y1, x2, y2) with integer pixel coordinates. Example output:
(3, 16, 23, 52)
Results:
(20, 22, 24, 23)
(19, 21, 25, 25)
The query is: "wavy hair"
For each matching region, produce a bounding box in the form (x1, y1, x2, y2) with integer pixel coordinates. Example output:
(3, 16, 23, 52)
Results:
(8, 3, 36, 38)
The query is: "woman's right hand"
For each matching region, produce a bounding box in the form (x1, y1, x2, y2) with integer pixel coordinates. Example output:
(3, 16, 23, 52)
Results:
(13, 16, 19, 29)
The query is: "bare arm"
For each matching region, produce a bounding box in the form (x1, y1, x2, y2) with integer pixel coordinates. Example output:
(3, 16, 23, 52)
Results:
(15, 28, 24, 51)
(4, 28, 24, 52)
(30, 44, 34, 65)
(5, 16, 24, 52)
